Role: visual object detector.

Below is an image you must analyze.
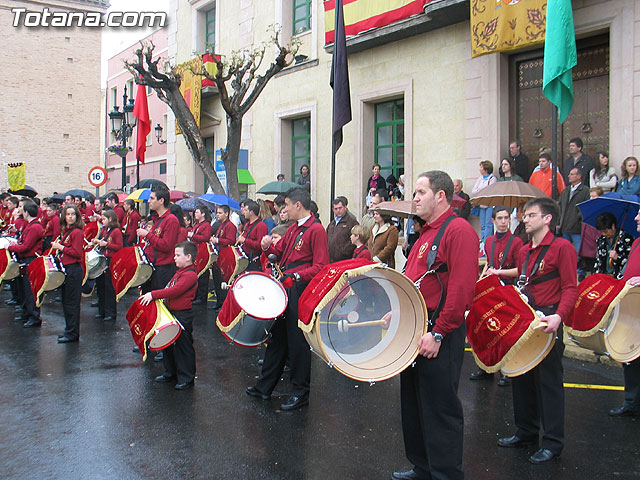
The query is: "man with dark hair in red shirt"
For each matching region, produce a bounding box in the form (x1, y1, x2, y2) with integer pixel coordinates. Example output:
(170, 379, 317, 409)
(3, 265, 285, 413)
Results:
(210, 204, 237, 311)
(391, 171, 478, 480)
(237, 199, 268, 272)
(9, 200, 44, 328)
(140, 241, 198, 390)
(122, 199, 142, 247)
(246, 187, 329, 411)
(496, 196, 577, 464)
(105, 192, 125, 225)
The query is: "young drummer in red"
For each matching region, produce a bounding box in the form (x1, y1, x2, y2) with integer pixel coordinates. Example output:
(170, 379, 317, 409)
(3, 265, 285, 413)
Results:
(139, 241, 198, 390)
(187, 205, 213, 305)
(51, 205, 85, 343)
(93, 209, 123, 321)
(496, 197, 577, 464)
(237, 200, 268, 271)
(350, 225, 372, 260)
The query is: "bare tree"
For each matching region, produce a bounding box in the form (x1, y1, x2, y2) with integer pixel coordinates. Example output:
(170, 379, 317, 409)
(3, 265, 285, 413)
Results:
(126, 30, 298, 198)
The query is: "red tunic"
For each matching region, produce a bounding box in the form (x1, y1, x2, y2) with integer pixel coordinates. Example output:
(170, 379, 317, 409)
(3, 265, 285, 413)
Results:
(9, 219, 43, 258)
(264, 215, 329, 282)
(44, 214, 61, 239)
(215, 220, 237, 249)
(123, 209, 142, 244)
(83, 204, 96, 222)
(516, 230, 577, 320)
(242, 219, 268, 260)
(405, 208, 479, 335)
(484, 231, 523, 269)
(58, 227, 84, 266)
(98, 227, 124, 258)
(352, 244, 372, 260)
(178, 227, 188, 243)
(11, 217, 27, 236)
(113, 205, 125, 226)
(190, 221, 212, 244)
(622, 238, 640, 279)
(0, 205, 8, 222)
(143, 209, 180, 266)
(151, 266, 198, 311)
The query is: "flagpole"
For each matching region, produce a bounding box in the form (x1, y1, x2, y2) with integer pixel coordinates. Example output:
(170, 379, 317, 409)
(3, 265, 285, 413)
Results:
(551, 105, 558, 201)
(136, 157, 140, 189)
(330, 136, 336, 222)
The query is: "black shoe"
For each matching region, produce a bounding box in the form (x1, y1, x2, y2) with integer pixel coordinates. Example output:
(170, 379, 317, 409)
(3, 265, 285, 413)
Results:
(94, 314, 104, 319)
(258, 358, 264, 366)
(154, 352, 164, 362)
(54, 296, 62, 302)
(14, 315, 24, 322)
(91, 301, 99, 307)
(23, 319, 42, 328)
(57, 335, 78, 343)
(246, 386, 270, 400)
(280, 395, 309, 411)
(470, 369, 493, 380)
(192, 298, 203, 305)
(103, 316, 115, 321)
(391, 469, 427, 480)
(609, 405, 638, 417)
(154, 374, 176, 383)
(497, 435, 536, 448)
(132, 346, 140, 353)
(529, 448, 558, 464)
(175, 381, 194, 390)
(4, 298, 17, 305)
(498, 374, 511, 387)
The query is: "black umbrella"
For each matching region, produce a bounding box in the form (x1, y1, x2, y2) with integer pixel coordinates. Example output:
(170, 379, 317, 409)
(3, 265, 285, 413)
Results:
(9, 185, 38, 198)
(137, 179, 168, 189)
(48, 193, 67, 204)
(65, 189, 95, 201)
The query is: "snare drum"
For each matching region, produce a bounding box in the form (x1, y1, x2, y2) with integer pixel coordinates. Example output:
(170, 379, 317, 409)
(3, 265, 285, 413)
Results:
(466, 275, 555, 377)
(194, 242, 216, 278)
(126, 299, 183, 360)
(0, 249, 20, 281)
(86, 248, 108, 280)
(218, 272, 288, 347)
(298, 261, 426, 382)
(148, 301, 183, 351)
(217, 245, 249, 283)
(28, 255, 67, 307)
(111, 246, 154, 301)
(0, 236, 18, 250)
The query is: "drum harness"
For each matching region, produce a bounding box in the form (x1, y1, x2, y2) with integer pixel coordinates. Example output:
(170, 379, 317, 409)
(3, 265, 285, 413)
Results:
(240, 219, 263, 264)
(410, 216, 455, 331)
(516, 236, 559, 314)
(276, 219, 321, 280)
(488, 234, 516, 269)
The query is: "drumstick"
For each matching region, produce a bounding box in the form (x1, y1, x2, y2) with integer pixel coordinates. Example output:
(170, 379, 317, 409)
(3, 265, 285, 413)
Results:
(479, 263, 489, 279)
(337, 319, 387, 333)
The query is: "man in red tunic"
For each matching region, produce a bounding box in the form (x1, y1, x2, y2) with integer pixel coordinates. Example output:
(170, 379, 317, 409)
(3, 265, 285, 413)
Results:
(122, 199, 142, 247)
(391, 171, 478, 480)
(496, 197, 577, 464)
(470, 206, 524, 386)
(610, 211, 640, 416)
(246, 188, 329, 411)
(105, 192, 125, 225)
(210, 205, 237, 311)
(237, 200, 267, 272)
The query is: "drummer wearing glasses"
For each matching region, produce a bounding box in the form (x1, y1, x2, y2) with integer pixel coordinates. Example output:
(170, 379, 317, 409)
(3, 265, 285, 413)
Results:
(494, 197, 577, 463)
(392, 171, 478, 480)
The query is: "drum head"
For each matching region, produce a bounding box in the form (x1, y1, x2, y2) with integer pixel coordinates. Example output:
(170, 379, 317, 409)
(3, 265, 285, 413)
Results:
(131, 264, 154, 287)
(87, 256, 108, 280)
(605, 287, 640, 363)
(501, 329, 555, 377)
(305, 267, 425, 382)
(221, 315, 277, 347)
(233, 272, 287, 319)
(4, 261, 19, 280)
(149, 323, 181, 350)
(44, 272, 66, 292)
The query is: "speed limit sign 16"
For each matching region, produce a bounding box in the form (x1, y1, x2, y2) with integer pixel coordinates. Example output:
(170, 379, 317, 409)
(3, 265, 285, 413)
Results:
(88, 166, 107, 187)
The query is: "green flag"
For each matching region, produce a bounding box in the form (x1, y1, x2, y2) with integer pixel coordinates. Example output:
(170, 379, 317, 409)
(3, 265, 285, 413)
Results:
(542, 0, 577, 124)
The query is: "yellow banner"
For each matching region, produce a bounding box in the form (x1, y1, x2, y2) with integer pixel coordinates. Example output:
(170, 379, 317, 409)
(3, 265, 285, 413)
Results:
(175, 56, 202, 134)
(7, 163, 26, 191)
(471, 0, 547, 58)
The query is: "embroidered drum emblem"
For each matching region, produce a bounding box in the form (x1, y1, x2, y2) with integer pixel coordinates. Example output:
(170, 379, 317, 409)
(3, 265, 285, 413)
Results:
(586, 291, 601, 300)
(486, 317, 501, 332)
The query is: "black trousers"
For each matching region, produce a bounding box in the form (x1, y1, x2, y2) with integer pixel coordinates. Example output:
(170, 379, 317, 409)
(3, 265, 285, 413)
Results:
(212, 264, 227, 307)
(196, 270, 209, 303)
(62, 262, 83, 339)
(622, 357, 640, 411)
(255, 282, 311, 397)
(511, 323, 565, 454)
(141, 263, 177, 294)
(162, 308, 196, 384)
(17, 256, 39, 322)
(400, 322, 465, 480)
(96, 267, 117, 317)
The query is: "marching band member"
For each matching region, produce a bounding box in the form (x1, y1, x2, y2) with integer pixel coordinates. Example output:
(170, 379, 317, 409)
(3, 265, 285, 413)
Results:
(391, 172, 478, 480)
(43, 202, 61, 251)
(93, 209, 123, 321)
(0, 192, 10, 223)
(247, 188, 329, 411)
(169, 204, 189, 243)
(51, 204, 85, 343)
(237, 200, 267, 272)
(210, 205, 237, 311)
(139, 241, 199, 390)
(9, 200, 44, 328)
(122, 199, 141, 247)
(105, 192, 125, 225)
(188, 205, 212, 305)
(496, 197, 577, 464)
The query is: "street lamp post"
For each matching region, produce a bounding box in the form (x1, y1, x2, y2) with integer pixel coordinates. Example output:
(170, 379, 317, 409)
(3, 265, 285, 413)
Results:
(108, 86, 137, 190)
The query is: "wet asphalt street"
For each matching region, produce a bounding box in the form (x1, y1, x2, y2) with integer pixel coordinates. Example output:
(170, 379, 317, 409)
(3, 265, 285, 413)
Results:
(0, 289, 639, 480)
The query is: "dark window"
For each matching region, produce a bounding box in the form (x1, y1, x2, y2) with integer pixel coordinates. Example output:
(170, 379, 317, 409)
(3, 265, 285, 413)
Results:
(375, 99, 404, 179)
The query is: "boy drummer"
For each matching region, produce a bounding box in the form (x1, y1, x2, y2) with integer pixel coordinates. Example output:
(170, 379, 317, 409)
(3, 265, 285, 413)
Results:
(139, 241, 199, 390)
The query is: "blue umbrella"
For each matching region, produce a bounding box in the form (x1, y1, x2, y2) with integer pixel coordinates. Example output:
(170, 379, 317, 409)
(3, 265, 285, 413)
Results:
(199, 193, 241, 210)
(578, 192, 640, 238)
(176, 197, 207, 212)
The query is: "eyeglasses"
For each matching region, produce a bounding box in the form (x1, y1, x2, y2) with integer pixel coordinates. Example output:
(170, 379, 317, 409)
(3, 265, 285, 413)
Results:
(522, 213, 548, 220)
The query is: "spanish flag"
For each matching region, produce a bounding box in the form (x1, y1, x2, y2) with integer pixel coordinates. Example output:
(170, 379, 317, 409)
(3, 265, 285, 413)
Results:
(324, 0, 428, 45)
(202, 53, 221, 87)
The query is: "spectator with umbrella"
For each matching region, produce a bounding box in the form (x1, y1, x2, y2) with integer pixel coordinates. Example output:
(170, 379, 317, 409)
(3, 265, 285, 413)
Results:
(593, 212, 634, 278)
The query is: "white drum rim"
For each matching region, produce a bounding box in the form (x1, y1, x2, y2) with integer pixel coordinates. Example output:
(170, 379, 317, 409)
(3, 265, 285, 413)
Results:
(501, 330, 555, 377)
(604, 290, 640, 363)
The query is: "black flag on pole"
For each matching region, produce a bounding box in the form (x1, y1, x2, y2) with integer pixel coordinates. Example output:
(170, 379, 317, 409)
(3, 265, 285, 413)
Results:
(330, 0, 351, 154)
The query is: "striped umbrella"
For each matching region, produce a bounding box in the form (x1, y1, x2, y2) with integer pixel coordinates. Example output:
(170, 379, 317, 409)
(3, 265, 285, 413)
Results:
(127, 188, 152, 203)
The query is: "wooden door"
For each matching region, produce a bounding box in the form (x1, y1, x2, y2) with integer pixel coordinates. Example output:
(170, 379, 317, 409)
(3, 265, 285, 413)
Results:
(510, 34, 609, 173)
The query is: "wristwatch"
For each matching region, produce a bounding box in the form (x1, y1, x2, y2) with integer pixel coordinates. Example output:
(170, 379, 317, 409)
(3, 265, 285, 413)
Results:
(293, 273, 301, 282)
(430, 331, 444, 342)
